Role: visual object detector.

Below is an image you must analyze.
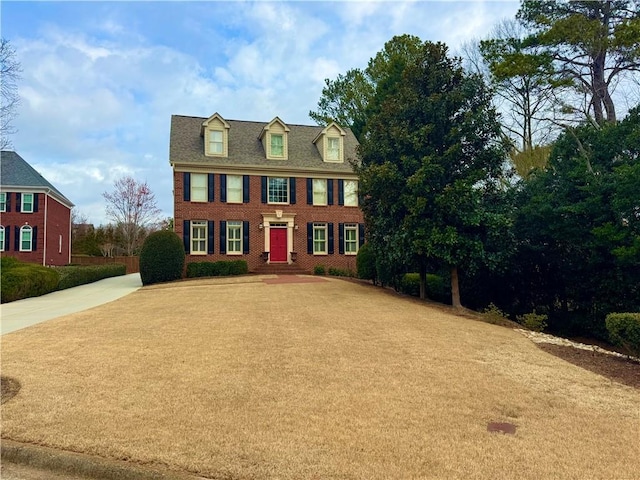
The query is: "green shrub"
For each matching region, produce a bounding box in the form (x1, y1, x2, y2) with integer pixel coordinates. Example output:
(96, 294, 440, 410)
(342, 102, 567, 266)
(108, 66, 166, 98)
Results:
(606, 313, 640, 357)
(139, 230, 185, 286)
(1, 262, 60, 303)
(356, 243, 376, 281)
(186, 260, 248, 278)
(314, 264, 326, 275)
(399, 273, 449, 303)
(328, 267, 354, 277)
(1, 256, 21, 271)
(54, 264, 126, 290)
(481, 303, 510, 325)
(516, 312, 548, 332)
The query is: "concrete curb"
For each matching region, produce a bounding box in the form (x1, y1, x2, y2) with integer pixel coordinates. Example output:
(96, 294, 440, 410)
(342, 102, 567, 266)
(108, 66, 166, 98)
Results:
(1, 439, 209, 480)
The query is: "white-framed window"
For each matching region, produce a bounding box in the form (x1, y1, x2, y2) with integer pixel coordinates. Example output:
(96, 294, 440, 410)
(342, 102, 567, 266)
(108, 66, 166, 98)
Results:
(191, 221, 207, 254)
(227, 221, 242, 254)
(22, 193, 34, 213)
(345, 224, 358, 255)
(270, 134, 284, 157)
(20, 225, 33, 251)
(209, 130, 224, 155)
(344, 180, 358, 207)
(268, 177, 288, 204)
(313, 179, 327, 206)
(313, 223, 327, 254)
(0, 226, 4, 252)
(0, 193, 6, 212)
(191, 173, 207, 202)
(227, 175, 242, 203)
(327, 137, 340, 161)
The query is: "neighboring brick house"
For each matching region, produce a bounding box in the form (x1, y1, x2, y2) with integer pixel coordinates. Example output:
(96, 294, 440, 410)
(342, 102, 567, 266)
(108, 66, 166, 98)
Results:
(0, 151, 74, 266)
(170, 113, 364, 273)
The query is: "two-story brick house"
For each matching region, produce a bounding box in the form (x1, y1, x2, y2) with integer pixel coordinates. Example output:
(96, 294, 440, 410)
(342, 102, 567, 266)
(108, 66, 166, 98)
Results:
(0, 151, 74, 266)
(170, 113, 364, 273)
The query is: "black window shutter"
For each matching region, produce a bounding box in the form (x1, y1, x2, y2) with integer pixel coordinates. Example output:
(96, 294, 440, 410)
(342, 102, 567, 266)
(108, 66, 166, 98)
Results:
(16, 193, 21, 212)
(338, 180, 344, 206)
(220, 221, 227, 254)
(243, 175, 250, 203)
(207, 221, 214, 254)
(307, 223, 313, 254)
(6, 192, 10, 212)
(306, 178, 313, 205)
(289, 177, 296, 204)
(339, 223, 345, 254)
(183, 173, 191, 201)
(208, 174, 215, 202)
(261, 176, 267, 203)
(5, 225, 10, 251)
(359, 223, 365, 247)
(183, 220, 190, 253)
(220, 174, 227, 202)
(243, 221, 249, 254)
(33, 193, 39, 212)
(328, 179, 334, 205)
(14, 226, 19, 250)
(328, 223, 334, 254)
(32, 226, 37, 250)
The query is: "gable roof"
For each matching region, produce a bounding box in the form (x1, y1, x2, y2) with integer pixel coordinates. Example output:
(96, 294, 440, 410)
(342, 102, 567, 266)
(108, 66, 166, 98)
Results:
(0, 151, 74, 208)
(170, 115, 360, 174)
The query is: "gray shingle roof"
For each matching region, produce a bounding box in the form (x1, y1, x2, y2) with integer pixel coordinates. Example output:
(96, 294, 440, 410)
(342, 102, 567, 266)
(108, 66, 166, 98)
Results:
(1, 151, 74, 207)
(170, 115, 360, 174)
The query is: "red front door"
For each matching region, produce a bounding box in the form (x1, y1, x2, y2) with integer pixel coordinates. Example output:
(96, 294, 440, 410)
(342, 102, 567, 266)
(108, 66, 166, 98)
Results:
(270, 228, 287, 262)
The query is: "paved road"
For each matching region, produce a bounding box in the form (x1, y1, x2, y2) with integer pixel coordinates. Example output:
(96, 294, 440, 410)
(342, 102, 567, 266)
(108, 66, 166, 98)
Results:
(1, 273, 142, 335)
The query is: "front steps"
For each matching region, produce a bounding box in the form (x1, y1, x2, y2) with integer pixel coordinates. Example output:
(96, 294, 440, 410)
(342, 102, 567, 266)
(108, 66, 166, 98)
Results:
(253, 263, 309, 275)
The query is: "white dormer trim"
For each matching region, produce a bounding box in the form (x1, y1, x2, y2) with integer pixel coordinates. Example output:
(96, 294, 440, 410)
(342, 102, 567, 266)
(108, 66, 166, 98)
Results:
(313, 122, 346, 163)
(201, 112, 230, 157)
(259, 117, 290, 160)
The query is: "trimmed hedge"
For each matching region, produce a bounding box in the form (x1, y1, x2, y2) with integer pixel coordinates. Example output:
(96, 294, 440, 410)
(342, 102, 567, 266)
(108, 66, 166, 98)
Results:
(140, 231, 185, 286)
(186, 260, 248, 278)
(606, 312, 640, 357)
(328, 267, 355, 277)
(356, 243, 376, 281)
(399, 273, 450, 304)
(1, 257, 60, 303)
(54, 264, 126, 291)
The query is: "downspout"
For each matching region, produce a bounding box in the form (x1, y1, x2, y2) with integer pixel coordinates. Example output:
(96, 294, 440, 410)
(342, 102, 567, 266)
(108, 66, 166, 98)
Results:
(68, 202, 72, 265)
(43, 190, 48, 266)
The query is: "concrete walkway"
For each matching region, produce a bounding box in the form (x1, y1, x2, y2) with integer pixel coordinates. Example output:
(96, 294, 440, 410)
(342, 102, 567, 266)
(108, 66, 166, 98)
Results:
(1, 273, 142, 335)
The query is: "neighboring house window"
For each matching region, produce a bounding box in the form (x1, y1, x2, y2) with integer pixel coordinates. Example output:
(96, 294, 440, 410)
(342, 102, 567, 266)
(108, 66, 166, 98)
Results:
(313, 223, 327, 254)
(21, 193, 34, 213)
(0, 193, 6, 212)
(313, 179, 327, 206)
(227, 175, 243, 203)
(191, 221, 207, 254)
(20, 225, 33, 251)
(227, 221, 242, 254)
(191, 173, 207, 202)
(344, 180, 358, 207)
(209, 130, 223, 155)
(268, 177, 288, 204)
(270, 134, 284, 157)
(327, 137, 340, 161)
(345, 224, 359, 254)
(0, 226, 4, 252)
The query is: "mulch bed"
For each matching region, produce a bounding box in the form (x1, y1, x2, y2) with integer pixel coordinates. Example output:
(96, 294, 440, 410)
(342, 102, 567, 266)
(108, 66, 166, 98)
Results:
(536, 343, 640, 389)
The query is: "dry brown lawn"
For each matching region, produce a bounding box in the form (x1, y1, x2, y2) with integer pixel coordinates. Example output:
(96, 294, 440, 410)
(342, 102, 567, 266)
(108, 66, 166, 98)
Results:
(1, 275, 639, 479)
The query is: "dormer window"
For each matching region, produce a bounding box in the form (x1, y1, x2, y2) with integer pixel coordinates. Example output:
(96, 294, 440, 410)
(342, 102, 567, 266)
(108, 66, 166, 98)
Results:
(260, 117, 290, 160)
(313, 122, 346, 163)
(209, 130, 224, 154)
(201, 113, 230, 157)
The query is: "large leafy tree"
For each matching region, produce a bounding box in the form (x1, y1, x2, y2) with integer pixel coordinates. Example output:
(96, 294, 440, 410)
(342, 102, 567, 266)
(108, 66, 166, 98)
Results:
(309, 34, 423, 141)
(516, 0, 640, 125)
(358, 41, 511, 307)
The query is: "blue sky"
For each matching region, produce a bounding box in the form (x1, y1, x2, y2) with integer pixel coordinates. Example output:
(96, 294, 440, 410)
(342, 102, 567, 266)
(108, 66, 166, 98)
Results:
(2, 1, 519, 225)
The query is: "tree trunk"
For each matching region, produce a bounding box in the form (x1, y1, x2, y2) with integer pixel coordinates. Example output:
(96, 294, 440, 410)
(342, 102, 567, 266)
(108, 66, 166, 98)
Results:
(451, 266, 461, 308)
(419, 262, 426, 300)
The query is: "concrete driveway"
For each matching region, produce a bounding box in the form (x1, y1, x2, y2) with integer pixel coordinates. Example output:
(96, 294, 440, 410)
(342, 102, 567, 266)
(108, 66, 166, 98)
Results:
(0, 273, 142, 335)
